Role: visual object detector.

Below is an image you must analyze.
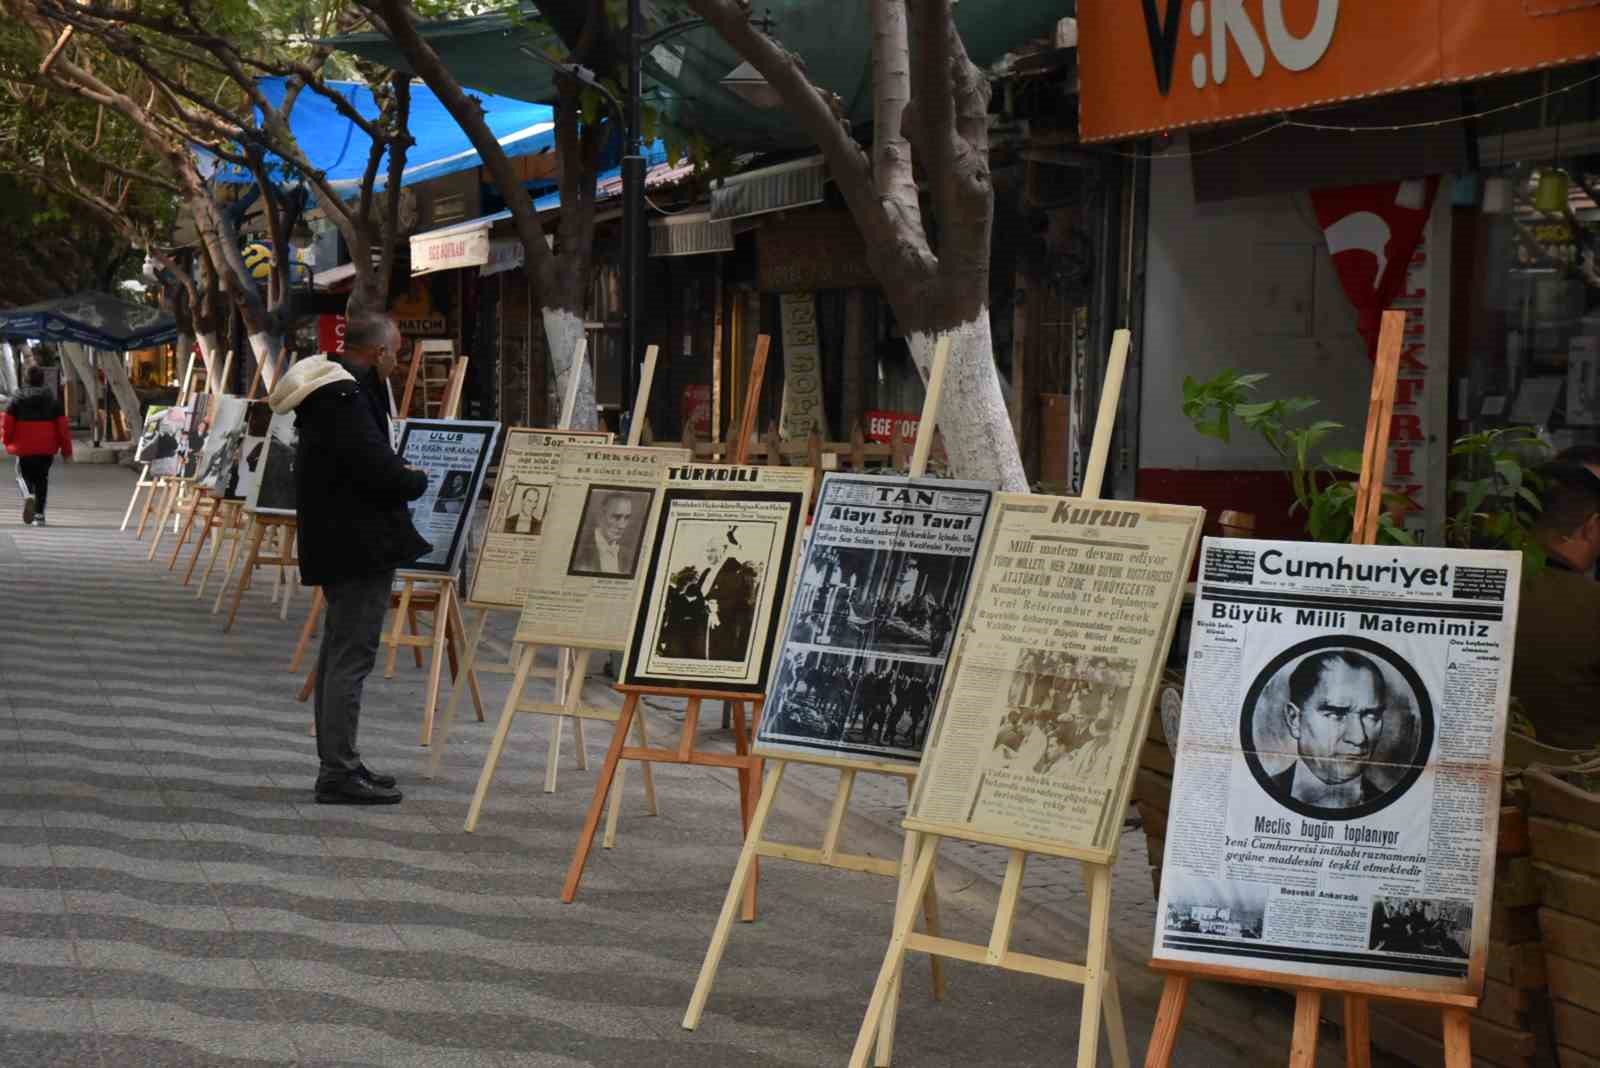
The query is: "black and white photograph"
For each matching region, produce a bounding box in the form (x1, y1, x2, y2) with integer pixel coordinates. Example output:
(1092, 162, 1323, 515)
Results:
(230, 401, 273, 502)
(1368, 896, 1472, 960)
(1241, 637, 1433, 820)
(178, 394, 212, 479)
(195, 395, 247, 494)
(787, 546, 967, 660)
(766, 649, 943, 758)
(136, 405, 187, 477)
(431, 469, 473, 514)
(985, 649, 1138, 781)
(623, 465, 812, 694)
(653, 518, 775, 662)
(497, 479, 548, 536)
(567, 485, 652, 579)
(246, 410, 298, 515)
(1163, 886, 1267, 941)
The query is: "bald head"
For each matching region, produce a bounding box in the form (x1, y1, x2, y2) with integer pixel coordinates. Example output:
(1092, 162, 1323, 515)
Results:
(344, 311, 399, 372)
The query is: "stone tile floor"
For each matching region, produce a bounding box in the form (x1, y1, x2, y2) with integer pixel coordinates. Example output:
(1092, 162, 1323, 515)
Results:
(0, 461, 1382, 1065)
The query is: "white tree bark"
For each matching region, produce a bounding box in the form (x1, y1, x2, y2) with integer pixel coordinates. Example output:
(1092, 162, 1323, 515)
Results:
(539, 306, 598, 431)
(907, 309, 1027, 491)
(247, 332, 282, 392)
(196, 332, 222, 393)
(99, 351, 143, 447)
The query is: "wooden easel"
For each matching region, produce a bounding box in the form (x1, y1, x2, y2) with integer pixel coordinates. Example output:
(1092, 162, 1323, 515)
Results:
(430, 341, 653, 790)
(219, 512, 299, 631)
(1144, 311, 1476, 1068)
(122, 350, 198, 534)
(556, 337, 776, 911)
(454, 342, 674, 832)
(187, 496, 246, 592)
(682, 336, 957, 1050)
(848, 330, 1144, 1068)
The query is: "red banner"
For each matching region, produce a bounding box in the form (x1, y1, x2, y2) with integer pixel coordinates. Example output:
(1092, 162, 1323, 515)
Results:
(317, 314, 347, 356)
(682, 384, 711, 438)
(1310, 178, 1438, 359)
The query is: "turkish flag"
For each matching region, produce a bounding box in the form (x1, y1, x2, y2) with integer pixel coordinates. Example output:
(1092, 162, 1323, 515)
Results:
(1310, 178, 1439, 360)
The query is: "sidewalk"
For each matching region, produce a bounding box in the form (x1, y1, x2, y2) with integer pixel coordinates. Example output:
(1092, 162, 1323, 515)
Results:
(0, 464, 1382, 1066)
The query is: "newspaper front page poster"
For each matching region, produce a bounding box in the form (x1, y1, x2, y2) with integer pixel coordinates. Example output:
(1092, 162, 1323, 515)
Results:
(907, 495, 1204, 857)
(1153, 539, 1522, 993)
(396, 419, 500, 574)
(622, 464, 814, 695)
(468, 428, 613, 608)
(515, 445, 691, 652)
(756, 473, 995, 766)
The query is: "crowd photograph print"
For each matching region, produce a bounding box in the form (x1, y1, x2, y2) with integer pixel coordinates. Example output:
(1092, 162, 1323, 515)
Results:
(655, 519, 773, 663)
(1241, 637, 1434, 821)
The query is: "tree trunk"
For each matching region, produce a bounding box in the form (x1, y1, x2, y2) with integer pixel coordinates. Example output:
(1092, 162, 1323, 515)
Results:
(539, 305, 598, 431)
(246, 330, 283, 391)
(903, 306, 1025, 490)
(196, 332, 223, 392)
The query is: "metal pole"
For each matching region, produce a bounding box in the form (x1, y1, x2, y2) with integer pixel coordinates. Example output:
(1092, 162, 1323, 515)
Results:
(621, 0, 645, 425)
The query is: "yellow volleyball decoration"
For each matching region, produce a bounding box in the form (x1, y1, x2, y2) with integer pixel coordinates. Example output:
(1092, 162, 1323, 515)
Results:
(241, 242, 274, 280)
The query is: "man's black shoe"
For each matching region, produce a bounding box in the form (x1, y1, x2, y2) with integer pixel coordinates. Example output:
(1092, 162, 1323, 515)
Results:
(315, 775, 401, 805)
(356, 764, 397, 789)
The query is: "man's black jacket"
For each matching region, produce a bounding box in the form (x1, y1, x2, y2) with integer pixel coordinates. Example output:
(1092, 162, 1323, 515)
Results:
(268, 356, 430, 586)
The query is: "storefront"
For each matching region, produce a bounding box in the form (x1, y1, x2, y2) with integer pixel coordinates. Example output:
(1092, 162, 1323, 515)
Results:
(1079, 2, 1600, 544)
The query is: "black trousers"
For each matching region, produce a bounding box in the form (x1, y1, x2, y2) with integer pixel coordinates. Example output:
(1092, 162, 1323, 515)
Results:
(15, 455, 51, 513)
(312, 569, 393, 779)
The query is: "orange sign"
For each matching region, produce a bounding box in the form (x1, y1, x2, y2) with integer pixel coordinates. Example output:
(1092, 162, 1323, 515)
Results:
(1079, 0, 1600, 143)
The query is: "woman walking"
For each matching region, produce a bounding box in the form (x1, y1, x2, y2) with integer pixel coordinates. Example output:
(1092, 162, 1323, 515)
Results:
(3, 365, 72, 526)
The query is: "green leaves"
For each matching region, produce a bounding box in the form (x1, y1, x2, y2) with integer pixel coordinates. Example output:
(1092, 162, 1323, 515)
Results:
(1440, 424, 1551, 574)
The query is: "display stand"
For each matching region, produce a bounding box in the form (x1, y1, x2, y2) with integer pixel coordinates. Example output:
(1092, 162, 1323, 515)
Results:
(122, 350, 198, 534)
(426, 340, 616, 777)
(167, 487, 219, 572)
(146, 478, 196, 561)
(847, 330, 1140, 1068)
(1142, 311, 1476, 1068)
(682, 337, 955, 1051)
(218, 512, 298, 631)
(556, 337, 775, 912)
(383, 572, 481, 746)
(189, 497, 245, 593)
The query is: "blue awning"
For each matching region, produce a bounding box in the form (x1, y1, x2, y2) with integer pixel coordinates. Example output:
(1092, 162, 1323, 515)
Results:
(202, 77, 555, 191)
(0, 293, 177, 351)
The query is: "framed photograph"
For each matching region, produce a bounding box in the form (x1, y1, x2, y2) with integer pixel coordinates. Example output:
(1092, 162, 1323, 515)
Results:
(755, 474, 994, 767)
(396, 419, 500, 575)
(136, 405, 188, 478)
(566, 485, 656, 580)
(245, 410, 298, 515)
(622, 464, 813, 695)
(194, 396, 248, 494)
(229, 401, 274, 503)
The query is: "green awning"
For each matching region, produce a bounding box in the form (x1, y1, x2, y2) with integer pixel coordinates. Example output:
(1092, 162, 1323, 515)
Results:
(331, 2, 1069, 153)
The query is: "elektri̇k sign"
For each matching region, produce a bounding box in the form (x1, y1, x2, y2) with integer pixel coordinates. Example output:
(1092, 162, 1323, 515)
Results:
(1080, 0, 1600, 142)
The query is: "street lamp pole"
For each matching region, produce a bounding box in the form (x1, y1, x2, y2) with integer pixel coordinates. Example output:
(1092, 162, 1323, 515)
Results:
(621, 0, 644, 431)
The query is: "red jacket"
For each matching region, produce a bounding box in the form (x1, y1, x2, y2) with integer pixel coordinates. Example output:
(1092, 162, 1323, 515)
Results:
(3, 387, 72, 459)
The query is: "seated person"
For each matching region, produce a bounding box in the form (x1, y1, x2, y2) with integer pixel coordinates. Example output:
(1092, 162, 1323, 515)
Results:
(1511, 462, 1600, 750)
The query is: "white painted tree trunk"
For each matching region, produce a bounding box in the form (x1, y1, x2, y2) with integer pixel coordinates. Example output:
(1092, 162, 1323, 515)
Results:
(906, 308, 1027, 491)
(98, 351, 144, 447)
(247, 332, 282, 392)
(196, 333, 222, 393)
(540, 306, 599, 431)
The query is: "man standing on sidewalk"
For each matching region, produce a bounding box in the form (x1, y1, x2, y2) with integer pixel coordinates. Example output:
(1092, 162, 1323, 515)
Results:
(3, 365, 72, 526)
(268, 312, 430, 805)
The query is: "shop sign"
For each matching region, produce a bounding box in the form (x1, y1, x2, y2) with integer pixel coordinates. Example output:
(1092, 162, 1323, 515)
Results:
(480, 237, 526, 278)
(682, 384, 712, 437)
(757, 209, 877, 293)
(317, 314, 346, 356)
(864, 410, 919, 445)
(1079, 1, 1600, 142)
(777, 292, 829, 439)
(410, 225, 489, 277)
(391, 280, 448, 337)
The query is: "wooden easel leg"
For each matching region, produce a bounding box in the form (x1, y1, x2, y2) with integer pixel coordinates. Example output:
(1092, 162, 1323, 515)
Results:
(120, 475, 146, 532)
(635, 711, 656, 816)
(418, 582, 452, 746)
(851, 835, 939, 1068)
(290, 589, 324, 672)
(406, 604, 424, 669)
(147, 483, 177, 561)
(211, 517, 249, 614)
(573, 716, 589, 770)
(1101, 944, 1131, 1068)
(464, 645, 537, 833)
(196, 505, 232, 600)
(683, 760, 787, 1031)
(1289, 990, 1323, 1068)
(224, 520, 267, 633)
(430, 607, 487, 778)
(730, 701, 759, 923)
(1441, 1007, 1471, 1068)
(561, 693, 637, 904)
(446, 594, 484, 722)
(168, 495, 200, 570)
(135, 478, 161, 538)
(1142, 976, 1190, 1068)
(1343, 995, 1371, 1068)
(545, 648, 570, 795)
(384, 578, 413, 679)
(1077, 861, 1119, 1068)
(181, 505, 214, 585)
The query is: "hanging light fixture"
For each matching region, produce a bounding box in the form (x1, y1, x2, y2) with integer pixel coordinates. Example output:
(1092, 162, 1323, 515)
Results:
(1482, 129, 1511, 214)
(1534, 98, 1569, 215)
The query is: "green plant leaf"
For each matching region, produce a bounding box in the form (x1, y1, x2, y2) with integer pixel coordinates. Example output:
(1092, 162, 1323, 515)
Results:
(1324, 449, 1365, 474)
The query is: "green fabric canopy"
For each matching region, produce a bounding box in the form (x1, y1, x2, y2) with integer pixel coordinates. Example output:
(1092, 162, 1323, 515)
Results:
(331, 2, 1067, 152)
